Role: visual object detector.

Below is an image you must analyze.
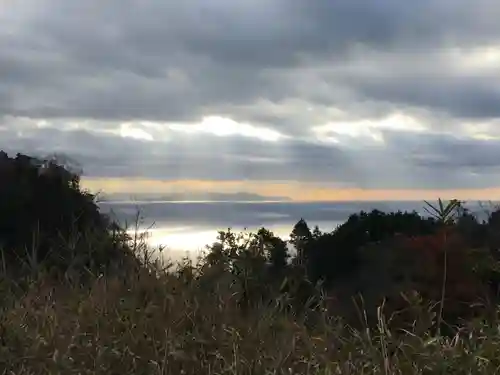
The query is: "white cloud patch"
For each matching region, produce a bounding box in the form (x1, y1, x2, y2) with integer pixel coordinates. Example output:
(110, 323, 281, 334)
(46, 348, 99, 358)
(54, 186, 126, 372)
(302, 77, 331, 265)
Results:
(168, 116, 285, 142)
(119, 123, 154, 141)
(312, 113, 428, 144)
(450, 45, 500, 74)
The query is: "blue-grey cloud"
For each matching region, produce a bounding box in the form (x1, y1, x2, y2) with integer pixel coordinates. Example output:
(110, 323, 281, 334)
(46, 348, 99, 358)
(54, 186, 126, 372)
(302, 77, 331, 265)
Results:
(1, 0, 500, 125)
(2, 121, 500, 190)
(1, 0, 500, 190)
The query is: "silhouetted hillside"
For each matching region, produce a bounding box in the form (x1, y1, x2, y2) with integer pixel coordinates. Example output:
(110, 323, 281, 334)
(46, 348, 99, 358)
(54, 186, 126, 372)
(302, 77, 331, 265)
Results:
(0, 151, 137, 279)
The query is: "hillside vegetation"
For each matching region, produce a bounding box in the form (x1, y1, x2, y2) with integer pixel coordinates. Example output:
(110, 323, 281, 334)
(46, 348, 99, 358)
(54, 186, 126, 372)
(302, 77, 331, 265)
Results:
(2, 152, 500, 374)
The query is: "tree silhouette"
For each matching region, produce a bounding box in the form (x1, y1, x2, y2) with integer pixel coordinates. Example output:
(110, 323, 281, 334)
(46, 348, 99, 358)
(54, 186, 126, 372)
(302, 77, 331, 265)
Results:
(303, 210, 438, 286)
(312, 225, 322, 239)
(199, 200, 500, 326)
(254, 227, 289, 273)
(0, 151, 134, 278)
(289, 218, 312, 267)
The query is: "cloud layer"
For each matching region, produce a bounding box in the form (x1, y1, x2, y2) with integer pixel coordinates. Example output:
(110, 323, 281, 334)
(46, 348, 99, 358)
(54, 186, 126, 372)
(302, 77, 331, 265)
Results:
(1, 0, 500, 195)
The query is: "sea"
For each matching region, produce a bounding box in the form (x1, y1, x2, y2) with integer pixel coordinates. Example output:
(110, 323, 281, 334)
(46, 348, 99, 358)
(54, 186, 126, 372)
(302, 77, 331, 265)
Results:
(98, 200, 497, 261)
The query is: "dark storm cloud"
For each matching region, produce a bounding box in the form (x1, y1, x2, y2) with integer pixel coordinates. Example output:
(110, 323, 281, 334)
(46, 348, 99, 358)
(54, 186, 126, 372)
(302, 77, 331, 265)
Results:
(1, 0, 500, 125)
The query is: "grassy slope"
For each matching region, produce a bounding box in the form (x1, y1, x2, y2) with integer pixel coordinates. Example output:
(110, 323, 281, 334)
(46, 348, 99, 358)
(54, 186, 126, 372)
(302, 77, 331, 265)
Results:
(2, 260, 500, 375)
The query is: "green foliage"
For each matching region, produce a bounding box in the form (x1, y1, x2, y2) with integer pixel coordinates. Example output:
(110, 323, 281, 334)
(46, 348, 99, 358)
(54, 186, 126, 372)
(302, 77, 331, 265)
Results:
(424, 198, 463, 224)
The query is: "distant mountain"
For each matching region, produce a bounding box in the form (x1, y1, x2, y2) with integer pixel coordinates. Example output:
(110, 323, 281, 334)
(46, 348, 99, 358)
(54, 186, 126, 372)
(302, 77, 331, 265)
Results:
(98, 191, 292, 203)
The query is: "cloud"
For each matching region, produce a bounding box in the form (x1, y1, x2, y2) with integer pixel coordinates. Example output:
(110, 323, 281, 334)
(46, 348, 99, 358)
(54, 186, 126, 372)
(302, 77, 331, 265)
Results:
(1, 0, 500, 193)
(3, 116, 500, 192)
(2, 0, 500, 124)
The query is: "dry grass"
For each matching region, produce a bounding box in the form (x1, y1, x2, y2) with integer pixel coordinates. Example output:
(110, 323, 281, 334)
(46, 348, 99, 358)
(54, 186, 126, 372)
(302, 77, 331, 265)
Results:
(2, 261, 500, 375)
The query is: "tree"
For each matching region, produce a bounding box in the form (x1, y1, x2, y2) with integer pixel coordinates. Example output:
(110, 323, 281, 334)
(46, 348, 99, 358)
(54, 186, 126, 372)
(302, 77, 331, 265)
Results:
(0, 151, 134, 278)
(289, 218, 312, 266)
(312, 225, 322, 239)
(254, 227, 289, 273)
(303, 210, 439, 286)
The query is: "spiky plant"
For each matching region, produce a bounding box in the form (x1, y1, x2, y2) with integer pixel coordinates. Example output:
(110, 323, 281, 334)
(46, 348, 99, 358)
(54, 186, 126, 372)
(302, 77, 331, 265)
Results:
(423, 198, 463, 336)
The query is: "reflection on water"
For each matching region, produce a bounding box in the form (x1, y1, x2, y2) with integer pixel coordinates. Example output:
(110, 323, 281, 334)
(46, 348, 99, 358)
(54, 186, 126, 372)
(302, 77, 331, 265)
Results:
(147, 228, 220, 251)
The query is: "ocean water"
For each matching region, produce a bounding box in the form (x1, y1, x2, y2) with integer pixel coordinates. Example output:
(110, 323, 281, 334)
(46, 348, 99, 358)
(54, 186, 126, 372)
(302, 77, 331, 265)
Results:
(98, 200, 497, 260)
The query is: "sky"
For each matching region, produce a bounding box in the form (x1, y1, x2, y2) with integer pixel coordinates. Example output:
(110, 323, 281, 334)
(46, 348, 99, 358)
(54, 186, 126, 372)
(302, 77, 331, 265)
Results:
(2, 0, 500, 201)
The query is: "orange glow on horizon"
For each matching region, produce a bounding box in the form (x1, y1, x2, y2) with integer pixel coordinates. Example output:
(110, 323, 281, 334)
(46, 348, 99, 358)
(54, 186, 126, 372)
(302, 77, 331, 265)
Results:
(81, 177, 500, 202)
